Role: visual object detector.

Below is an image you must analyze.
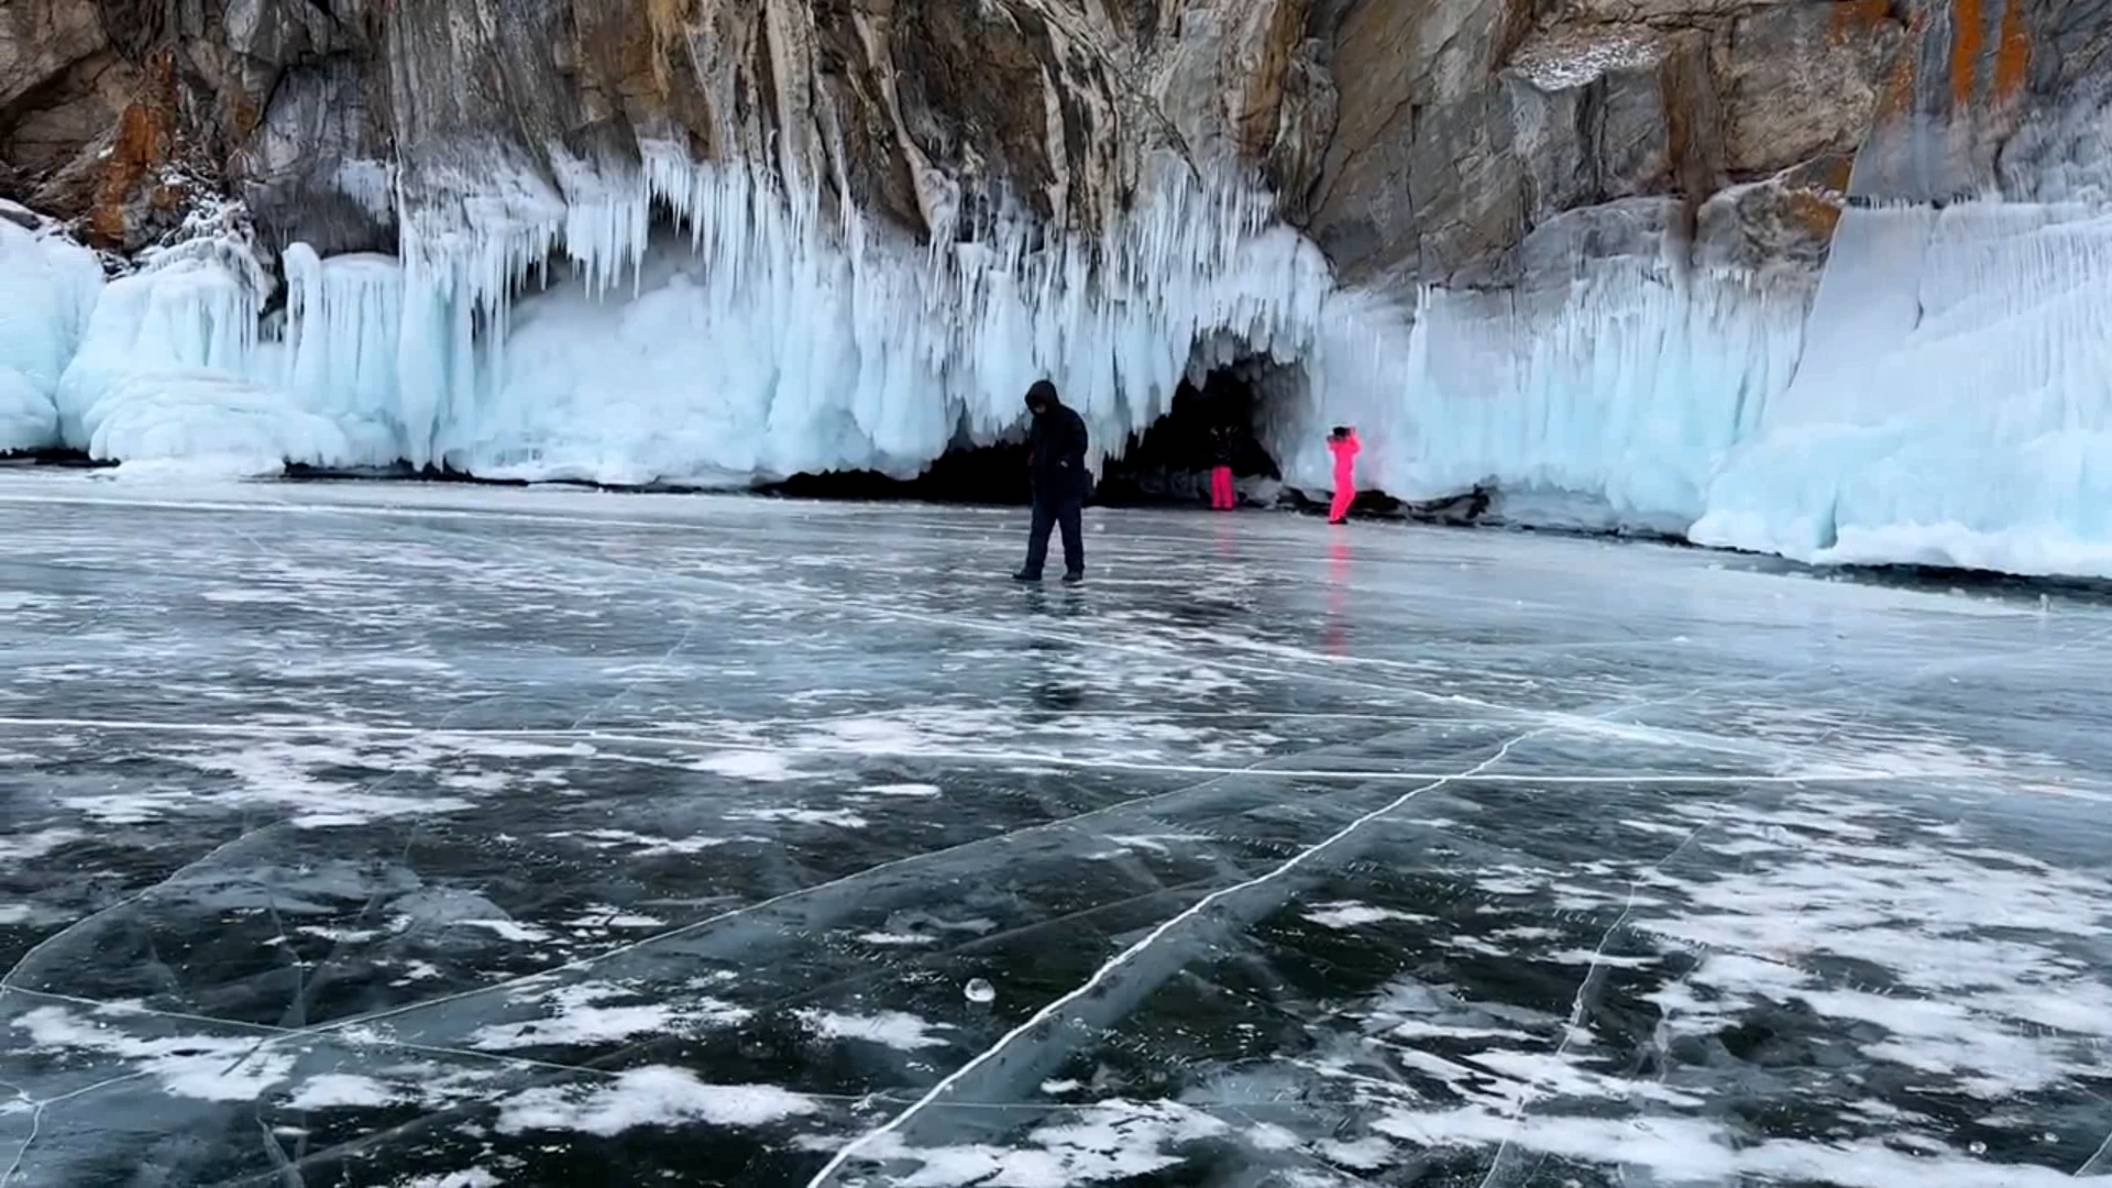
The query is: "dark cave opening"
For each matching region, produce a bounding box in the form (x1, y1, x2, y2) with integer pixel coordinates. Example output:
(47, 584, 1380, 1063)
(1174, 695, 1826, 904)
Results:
(762, 437, 1034, 505)
(1092, 362, 1286, 507)
(764, 357, 1295, 507)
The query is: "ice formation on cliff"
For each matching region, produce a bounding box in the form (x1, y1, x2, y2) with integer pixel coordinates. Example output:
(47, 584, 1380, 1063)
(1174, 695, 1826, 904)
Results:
(1693, 200, 2112, 575)
(14, 122, 2112, 578)
(0, 209, 103, 452)
(43, 149, 1340, 485)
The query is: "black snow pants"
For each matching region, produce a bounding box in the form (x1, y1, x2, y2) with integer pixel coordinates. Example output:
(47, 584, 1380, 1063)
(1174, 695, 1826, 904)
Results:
(1023, 497, 1084, 577)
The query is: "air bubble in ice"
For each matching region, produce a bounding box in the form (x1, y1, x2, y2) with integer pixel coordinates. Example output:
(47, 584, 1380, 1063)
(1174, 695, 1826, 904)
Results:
(964, 977, 996, 1004)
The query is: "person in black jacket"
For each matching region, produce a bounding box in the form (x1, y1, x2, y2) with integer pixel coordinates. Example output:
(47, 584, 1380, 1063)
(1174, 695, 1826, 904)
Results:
(1014, 380, 1088, 583)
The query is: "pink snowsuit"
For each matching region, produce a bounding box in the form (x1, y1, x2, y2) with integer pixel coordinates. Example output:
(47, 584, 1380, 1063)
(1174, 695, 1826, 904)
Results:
(1327, 432, 1360, 523)
(1210, 466, 1236, 509)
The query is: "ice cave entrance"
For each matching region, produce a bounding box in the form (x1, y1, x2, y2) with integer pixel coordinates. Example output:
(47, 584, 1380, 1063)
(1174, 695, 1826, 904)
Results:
(765, 357, 1296, 507)
(1093, 359, 1288, 507)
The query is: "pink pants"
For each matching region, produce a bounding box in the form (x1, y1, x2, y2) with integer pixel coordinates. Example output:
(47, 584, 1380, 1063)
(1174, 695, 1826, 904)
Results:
(1210, 466, 1236, 509)
(1328, 475, 1355, 523)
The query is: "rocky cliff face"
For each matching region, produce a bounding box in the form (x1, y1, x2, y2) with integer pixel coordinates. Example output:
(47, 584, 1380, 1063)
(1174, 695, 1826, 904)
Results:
(6, 0, 2094, 284)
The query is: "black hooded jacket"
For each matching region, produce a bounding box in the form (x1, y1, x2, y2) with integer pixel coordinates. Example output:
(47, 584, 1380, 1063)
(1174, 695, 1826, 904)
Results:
(1029, 399, 1090, 504)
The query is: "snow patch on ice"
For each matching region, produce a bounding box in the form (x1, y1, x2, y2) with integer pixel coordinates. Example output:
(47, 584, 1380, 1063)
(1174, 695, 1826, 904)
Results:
(452, 919, 553, 945)
(554, 828, 730, 856)
(285, 1073, 405, 1110)
(13, 1006, 295, 1102)
(470, 981, 749, 1050)
(857, 931, 939, 947)
(1302, 901, 1436, 930)
(1372, 1106, 2089, 1187)
(694, 750, 797, 781)
(494, 1066, 815, 1136)
(799, 1009, 954, 1052)
(863, 782, 943, 798)
(0, 828, 83, 862)
(728, 806, 869, 829)
(398, 1172, 500, 1188)
(868, 1099, 1230, 1186)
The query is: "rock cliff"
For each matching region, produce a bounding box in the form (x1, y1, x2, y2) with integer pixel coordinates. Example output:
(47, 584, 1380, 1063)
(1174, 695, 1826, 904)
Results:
(7, 0, 2086, 282)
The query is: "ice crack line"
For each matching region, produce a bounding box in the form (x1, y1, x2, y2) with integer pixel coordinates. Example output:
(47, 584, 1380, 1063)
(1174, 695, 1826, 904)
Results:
(2077, 1125, 2112, 1177)
(802, 727, 1549, 1188)
(0, 818, 275, 1002)
(1476, 816, 1713, 1188)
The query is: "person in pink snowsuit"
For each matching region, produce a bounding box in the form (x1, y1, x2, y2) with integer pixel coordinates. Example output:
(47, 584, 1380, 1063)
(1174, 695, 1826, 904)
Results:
(1208, 425, 1237, 510)
(1327, 426, 1360, 524)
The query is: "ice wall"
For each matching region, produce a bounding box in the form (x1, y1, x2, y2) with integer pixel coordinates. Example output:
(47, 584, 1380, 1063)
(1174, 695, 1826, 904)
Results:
(1692, 202, 2112, 577)
(417, 150, 1334, 485)
(0, 213, 103, 453)
(47, 149, 1336, 484)
(1279, 260, 1808, 533)
(23, 125, 2112, 579)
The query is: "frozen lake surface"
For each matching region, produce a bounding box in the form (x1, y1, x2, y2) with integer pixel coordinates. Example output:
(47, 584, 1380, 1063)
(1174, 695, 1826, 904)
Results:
(1, 472, 2108, 1187)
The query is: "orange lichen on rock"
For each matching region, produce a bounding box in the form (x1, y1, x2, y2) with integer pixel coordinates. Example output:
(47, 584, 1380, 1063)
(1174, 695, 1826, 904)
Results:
(231, 91, 262, 140)
(1950, 0, 1984, 110)
(88, 53, 181, 249)
(1786, 189, 1844, 241)
(1828, 0, 1892, 47)
(1993, 0, 2030, 104)
(1874, 11, 1925, 121)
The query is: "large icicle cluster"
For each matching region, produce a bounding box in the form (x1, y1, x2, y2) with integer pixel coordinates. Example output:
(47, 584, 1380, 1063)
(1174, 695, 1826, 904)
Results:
(42, 148, 1335, 485)
(1282, 260, 1809, 532)
(412, 146, 1334, 484)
